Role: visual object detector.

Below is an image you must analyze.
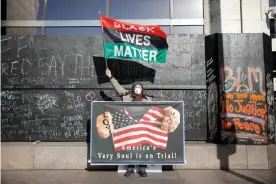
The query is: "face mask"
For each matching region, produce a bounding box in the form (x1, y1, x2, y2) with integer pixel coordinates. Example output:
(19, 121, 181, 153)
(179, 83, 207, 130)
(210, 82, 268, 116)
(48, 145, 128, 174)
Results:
(134, 88, 142, 95)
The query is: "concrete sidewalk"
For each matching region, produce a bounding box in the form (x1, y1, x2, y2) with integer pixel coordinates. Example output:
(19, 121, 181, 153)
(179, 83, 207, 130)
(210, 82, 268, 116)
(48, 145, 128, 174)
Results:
(2, 170, 276, 184)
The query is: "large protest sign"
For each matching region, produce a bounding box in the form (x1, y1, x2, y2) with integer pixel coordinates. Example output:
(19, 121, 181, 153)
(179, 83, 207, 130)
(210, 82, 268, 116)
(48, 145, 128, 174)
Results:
(90, 101, 186, 165)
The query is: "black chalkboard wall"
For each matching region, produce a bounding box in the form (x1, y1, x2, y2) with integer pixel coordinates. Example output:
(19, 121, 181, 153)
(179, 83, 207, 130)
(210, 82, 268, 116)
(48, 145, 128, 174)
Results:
(1, 35, 207, 141)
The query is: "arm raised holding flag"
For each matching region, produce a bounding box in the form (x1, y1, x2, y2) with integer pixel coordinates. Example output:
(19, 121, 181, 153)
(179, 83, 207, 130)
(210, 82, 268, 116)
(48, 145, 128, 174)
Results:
(97, 69, 181, 136)
(105, 68, 129, 99)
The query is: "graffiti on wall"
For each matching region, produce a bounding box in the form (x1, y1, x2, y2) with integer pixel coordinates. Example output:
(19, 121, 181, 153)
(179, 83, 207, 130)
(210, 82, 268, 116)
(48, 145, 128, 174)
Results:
(266, 73, 275, 143)
(206, 58, 219, 141)
(220, 66, 268, 144)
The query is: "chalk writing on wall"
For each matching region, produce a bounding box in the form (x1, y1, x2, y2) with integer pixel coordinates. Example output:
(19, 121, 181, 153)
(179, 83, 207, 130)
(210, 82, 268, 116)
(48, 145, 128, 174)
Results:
(1, 35, 207, 142)
(145, 89, 207, 140)
(206, 57, 219, 141)
(1, 36, 206, 89)
(1, 89, 207, 141)
(220, 66, 268, 144)
(36, 94, 59, 114)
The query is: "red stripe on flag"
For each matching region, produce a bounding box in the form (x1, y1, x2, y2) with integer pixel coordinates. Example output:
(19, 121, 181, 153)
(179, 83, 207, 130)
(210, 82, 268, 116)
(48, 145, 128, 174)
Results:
(150, 107, 164, 114)
(113, 134, 167, 145)
(100, 15, 167, 40)
(113, 127, 167, 137)
(138, 121, 161, 127)
(142, 116, 151, 121)
(144, 112, 163, 120)
(115, 140, 167, 151)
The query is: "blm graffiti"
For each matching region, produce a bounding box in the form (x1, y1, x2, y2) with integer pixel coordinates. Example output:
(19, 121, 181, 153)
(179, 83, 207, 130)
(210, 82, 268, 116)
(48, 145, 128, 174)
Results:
(220, 66, 268, 144)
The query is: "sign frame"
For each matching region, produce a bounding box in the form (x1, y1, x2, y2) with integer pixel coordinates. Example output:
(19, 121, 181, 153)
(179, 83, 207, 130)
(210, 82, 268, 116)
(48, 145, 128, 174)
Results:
(89, 101, 186, 165)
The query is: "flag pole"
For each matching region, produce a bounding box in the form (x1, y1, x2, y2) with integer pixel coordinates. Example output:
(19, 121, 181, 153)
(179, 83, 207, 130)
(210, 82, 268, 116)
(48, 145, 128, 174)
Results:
(99, 11, 108, 69)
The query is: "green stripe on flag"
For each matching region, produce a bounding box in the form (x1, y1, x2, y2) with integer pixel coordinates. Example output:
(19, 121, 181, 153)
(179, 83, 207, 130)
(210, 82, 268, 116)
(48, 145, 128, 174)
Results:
(104, 43, 167, 63)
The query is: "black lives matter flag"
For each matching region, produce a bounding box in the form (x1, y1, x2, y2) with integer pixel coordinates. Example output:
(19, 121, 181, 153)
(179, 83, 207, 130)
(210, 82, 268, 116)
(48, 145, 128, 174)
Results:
(100, 15, 168, 63)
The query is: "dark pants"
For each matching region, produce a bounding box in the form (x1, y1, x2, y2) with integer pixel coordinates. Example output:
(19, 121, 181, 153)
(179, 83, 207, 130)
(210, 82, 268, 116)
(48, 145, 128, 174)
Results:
(127, 165, 146, 170)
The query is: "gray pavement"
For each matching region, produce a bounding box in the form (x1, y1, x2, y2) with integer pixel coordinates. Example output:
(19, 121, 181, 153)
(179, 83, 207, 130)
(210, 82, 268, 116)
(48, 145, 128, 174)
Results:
(1, 169, 276, 184)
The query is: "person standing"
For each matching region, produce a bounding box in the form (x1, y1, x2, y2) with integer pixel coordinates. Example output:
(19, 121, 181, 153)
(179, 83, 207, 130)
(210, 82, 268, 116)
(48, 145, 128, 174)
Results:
(106, 68, 149, 177)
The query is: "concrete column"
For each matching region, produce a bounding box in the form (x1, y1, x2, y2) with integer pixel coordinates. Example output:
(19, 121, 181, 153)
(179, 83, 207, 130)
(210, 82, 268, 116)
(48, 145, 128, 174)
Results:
(272, 38, 276, 51)
(242, 0, 270, 34)
(6, 0, 39, 36)
(204, 0, 270, 35)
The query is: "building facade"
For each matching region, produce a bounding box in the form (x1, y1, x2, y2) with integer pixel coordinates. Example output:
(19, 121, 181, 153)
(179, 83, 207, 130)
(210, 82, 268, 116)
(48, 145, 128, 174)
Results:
(1, 0, 276, 170)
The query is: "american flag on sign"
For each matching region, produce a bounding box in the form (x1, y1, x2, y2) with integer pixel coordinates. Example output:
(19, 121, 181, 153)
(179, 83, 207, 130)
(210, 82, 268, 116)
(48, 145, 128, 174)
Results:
(111, 107, 168, 151)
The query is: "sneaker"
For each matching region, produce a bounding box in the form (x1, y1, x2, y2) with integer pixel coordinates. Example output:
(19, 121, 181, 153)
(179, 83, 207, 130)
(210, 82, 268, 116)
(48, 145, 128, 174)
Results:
(138, 169, 147, 177)
(124, 169, 134, 177)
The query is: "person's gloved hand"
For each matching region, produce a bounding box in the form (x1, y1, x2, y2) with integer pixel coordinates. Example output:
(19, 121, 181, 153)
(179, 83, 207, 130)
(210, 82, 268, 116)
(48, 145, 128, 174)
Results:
(160, 106, 180, 133)
(96, 112, 114, 138)
(106, 68, 112, 78)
